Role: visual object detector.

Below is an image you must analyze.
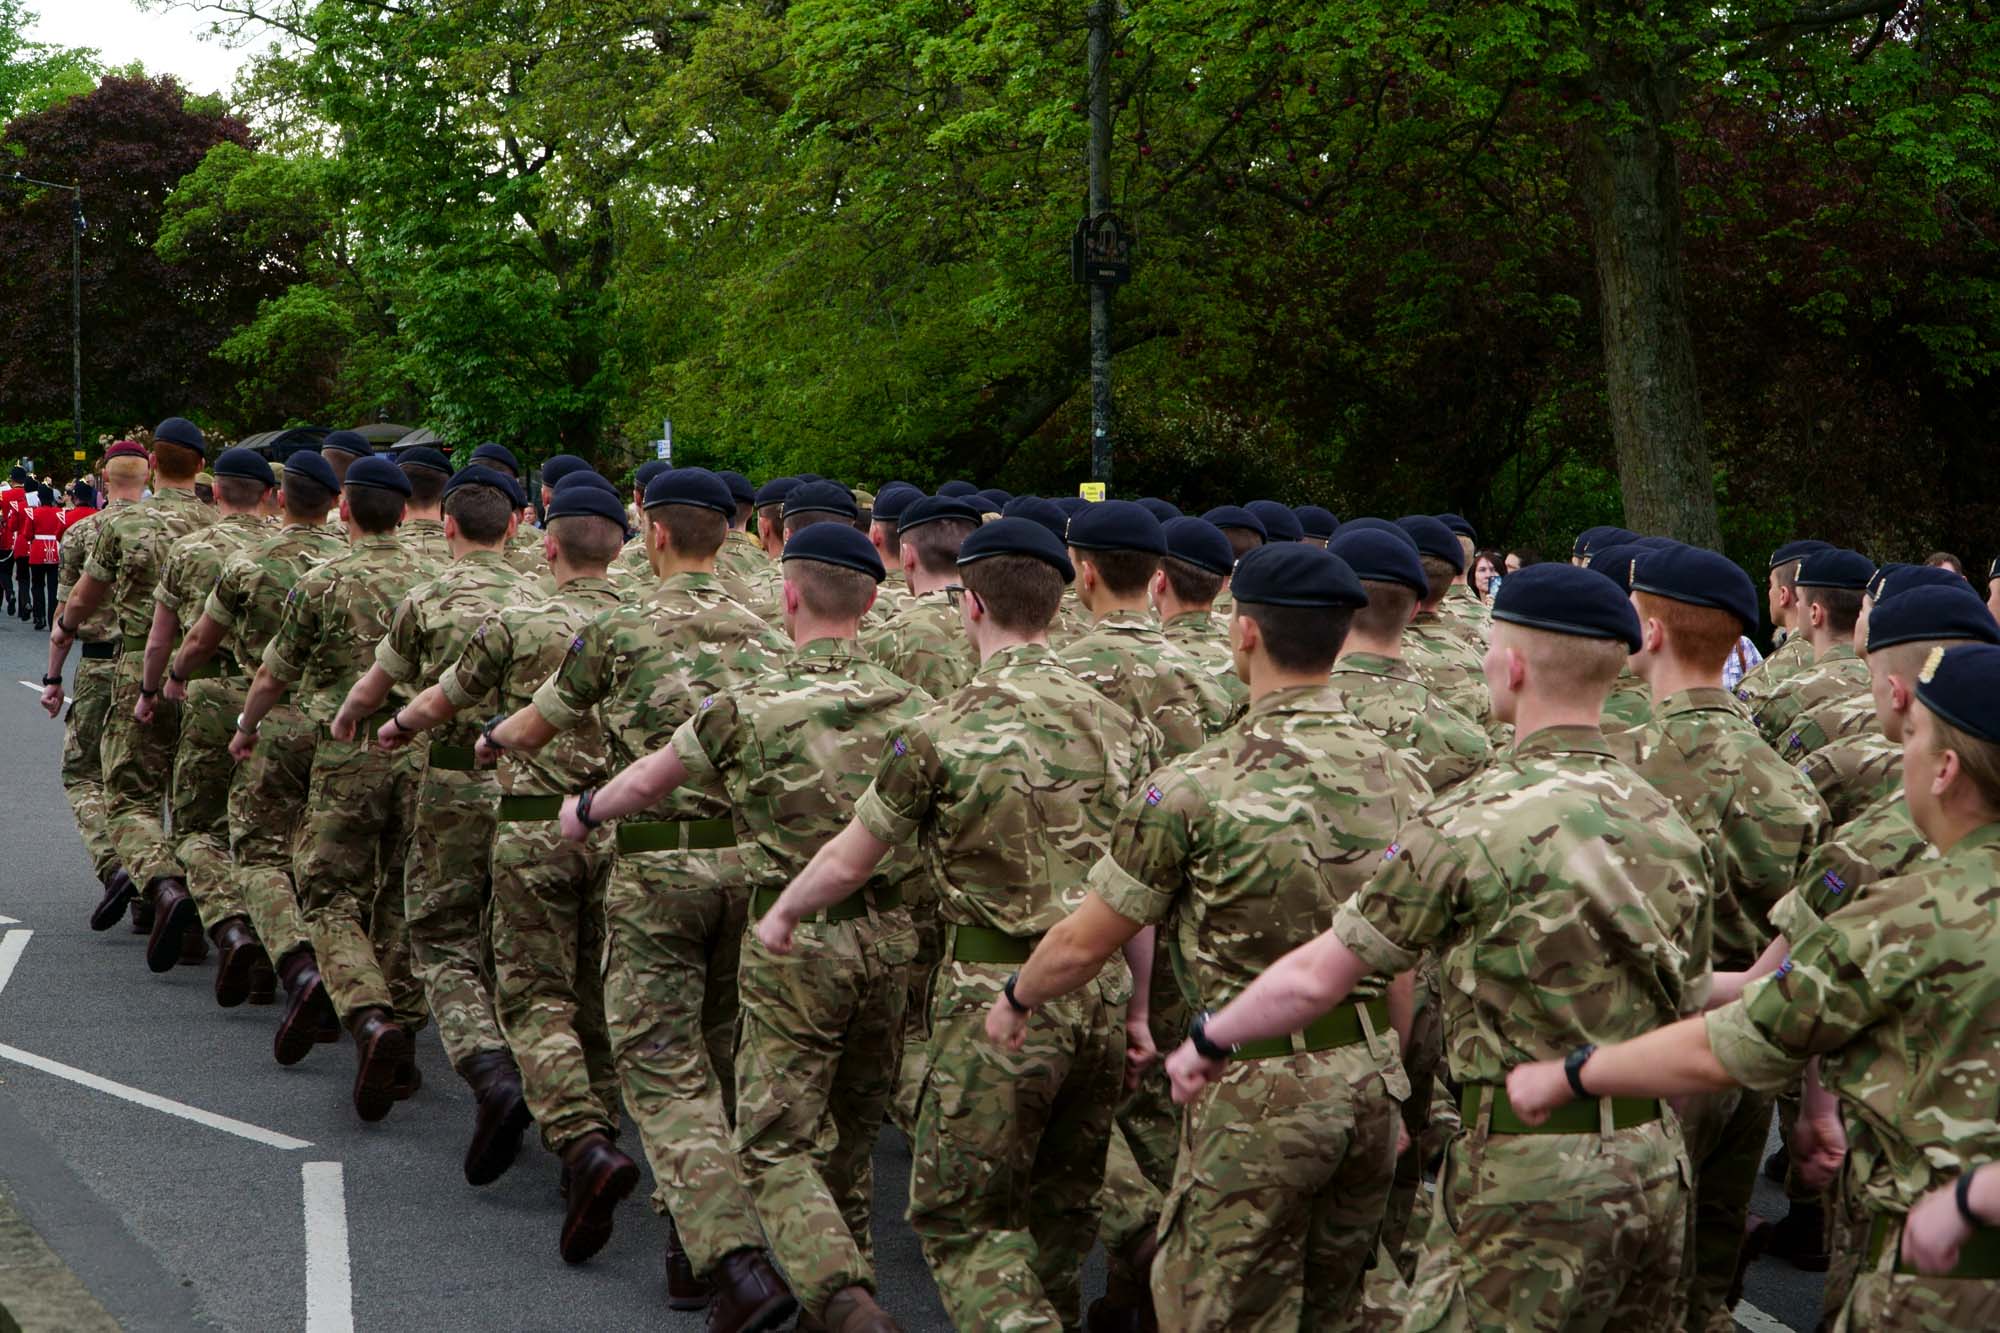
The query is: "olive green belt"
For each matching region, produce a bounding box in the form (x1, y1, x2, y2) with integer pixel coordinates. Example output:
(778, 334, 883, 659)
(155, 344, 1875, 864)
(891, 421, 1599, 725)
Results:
(1867, 1210, 2000, 1279)
(79, 640, 116, 660)
(122, 632, 151, 653)
(428, 742, 480, 771)
(496, 794, 563, 822)
(1233, 997, 1392, 1060)
(1460, 1083, 1661, 1135)
(751, 882, 903, 924)
(182, 652, 241, 681)
(948, 923, 1039, 965)
(616, 817, 735, 853)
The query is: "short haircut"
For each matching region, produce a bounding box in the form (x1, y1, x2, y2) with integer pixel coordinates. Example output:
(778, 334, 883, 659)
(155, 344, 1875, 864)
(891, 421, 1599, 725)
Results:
(548, 513, 623, 567)
(1350, 579, 1416, 641)
(732, 501, 755, 532)
(103, 456, 150, 487)
(1633, 590, 1740, 674)
(403, 466, 447, 507)
(1238, 603, 1353, 673)
(283, 474, 336, 520)
(1772, 560, 1803, 591)
(851, 509, 872, 533)
(154, 440, 203, 482)
(906, 518, 977, 577)
(1926, 551, 1964, 573)
(1076, 548, 1159, 598)
(1800, 585, 1863, 636)
(961, 554, 1063, 633)
(1496, 622, 1626, 698)
(1222, 528, 1263, 561)
(784, 511, 848, 539)
(214, 476, 269, 510)
(789, 560, 876, 621)
(444, 485, 513, 543)
(347, 486, 406, 534)
(757, 503, 785, 539)
(647, 503, 727, 560)
(1928, 711, 2000, 814)
(1419, 555, 1456, 605)
(1161, 555, 1225, 607)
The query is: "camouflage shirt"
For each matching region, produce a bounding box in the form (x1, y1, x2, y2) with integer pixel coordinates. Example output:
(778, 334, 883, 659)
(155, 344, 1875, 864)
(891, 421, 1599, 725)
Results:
(377, 549, 538, 749)
(1708, 822, 2000, 1215)
(1330, 650, 1491, 796)
(1402, 611, 1491, 728)
(1160, 610, 1250, 718)
(83, 488, 216, 641)
(532, 570, 788, 822)
(1733, 632, 1814, 712)
(1610, 687, 1827, 973)
(1754, 643, 1868, 748)
(1436, 583, 1488, 651)
(854, 642, 1161, 939)
(399, 517, 450, 566)
(1776, 687, 1877, 764)
(712, 528, 769, 585)
(504, 522, 546, 577)
(862, 589, 977, 700)
(1768, 790, 1933, 945)
(1600, 666, 1654, 731)
(262, 533, 437, 726)
(57, 503, 124, 642)
(204, 524, 349, 670)
(442, 576, 623, 796)
(1330, 725, 1711, 1085)
(1796, 729, 1903, 830)
(672, 637, 933, 891)
(155, 511, 267, 658)
(1089, 684, 1431, 1010)
(1058, 609, 1239, 757)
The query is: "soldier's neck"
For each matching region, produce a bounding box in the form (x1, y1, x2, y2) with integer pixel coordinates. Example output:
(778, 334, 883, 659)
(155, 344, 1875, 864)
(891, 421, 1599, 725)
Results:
(554, 561, 611, 586)
(280, 513, 327, 530)
(1507, 692, 1607, 738)
(651, 551, 715, 579)
(1636, 656, 1721, 700)
(154, 479, 196, 494)
(1248, 666, 1329, 704)
(975, 628, 1049, 664)
(906, 564, 953, 597)
(1336, 631, 1403, 661)
(406, 505, 442, 522)
(1151, 593, 1201, 623)
(1807, 624, 1844, 657)
(789, 616, 859, 646)
(1085, 594, 1149, 622)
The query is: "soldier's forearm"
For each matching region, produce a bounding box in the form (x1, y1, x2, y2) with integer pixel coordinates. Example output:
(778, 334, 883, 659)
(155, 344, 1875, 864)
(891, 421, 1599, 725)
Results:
(1122, 926, 1156, 1027)
(397, 684, 458, 735)
(1015, 892, 1143, 1010)
(491, 704, 557, 753)
(1709, 933, 1790, 1011)
(1204, 931, 1370, 1050)
(141, 605, 179, 691)
(338, 664, 396, 723)
(1387, 970, 1415, 1055)
(1574, 1017, 1736, 1100)
(60, 573, 106, 626)
(238, 668, 289, 732)
(172, 615, 225, 676)
(776, 820, 890, 919)
(591, 747, 688, 825)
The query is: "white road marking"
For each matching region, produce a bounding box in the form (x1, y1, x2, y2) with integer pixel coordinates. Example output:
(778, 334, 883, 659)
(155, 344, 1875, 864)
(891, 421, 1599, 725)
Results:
(1735, 1300, 1796, 1333)
(18, 679, 44, 690)
(302, 1161, 354, 1333)
(0, 1042, 313, 1151)
(0, 928, 30, 995)
(0, 912, 20, 925)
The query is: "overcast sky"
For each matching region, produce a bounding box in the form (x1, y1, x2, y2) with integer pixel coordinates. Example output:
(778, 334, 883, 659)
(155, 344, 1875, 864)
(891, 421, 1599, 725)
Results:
(26, 1, 253, 97)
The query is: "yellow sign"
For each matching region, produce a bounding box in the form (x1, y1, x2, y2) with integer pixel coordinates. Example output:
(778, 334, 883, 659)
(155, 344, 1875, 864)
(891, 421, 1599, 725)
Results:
(1078, 482, 1106, 502)
(73, 450, 85, 461)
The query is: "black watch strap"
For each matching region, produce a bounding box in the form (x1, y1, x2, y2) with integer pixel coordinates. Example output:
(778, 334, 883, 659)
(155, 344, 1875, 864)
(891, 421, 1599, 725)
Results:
(1564, 1044, 1598, 1099)
(576, 787, 602, 830)
(139, 685, 160, 698)
(41, 674, 60, 686)
(1002, 972, 1032, 1015)
(1957, 1170, 1985, 1229)
(1188, 1011, 1231, 1062)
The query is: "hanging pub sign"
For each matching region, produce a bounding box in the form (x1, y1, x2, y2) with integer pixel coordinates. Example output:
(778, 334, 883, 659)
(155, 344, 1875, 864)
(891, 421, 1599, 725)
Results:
(1071, 212, 1133, 286)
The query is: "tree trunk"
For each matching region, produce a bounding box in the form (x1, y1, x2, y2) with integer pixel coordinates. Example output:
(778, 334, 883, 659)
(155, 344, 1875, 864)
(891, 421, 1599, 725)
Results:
(1576, 62, 1723, 548)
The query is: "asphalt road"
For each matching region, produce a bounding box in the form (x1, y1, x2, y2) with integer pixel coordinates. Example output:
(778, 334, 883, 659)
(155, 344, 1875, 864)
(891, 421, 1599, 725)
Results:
(0, 611, 1825, 1332)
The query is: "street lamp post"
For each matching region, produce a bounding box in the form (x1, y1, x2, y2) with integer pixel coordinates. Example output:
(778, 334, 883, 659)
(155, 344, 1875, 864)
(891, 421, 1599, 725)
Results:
(4, 173, 85, 466)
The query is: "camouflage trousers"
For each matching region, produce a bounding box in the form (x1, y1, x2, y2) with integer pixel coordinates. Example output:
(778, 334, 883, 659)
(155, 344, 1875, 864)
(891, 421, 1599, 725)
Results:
(909, 956, 1127, 1333)
(100, 657, 183, 888)
(734, 898, 915, 1317)
(174, 675, 249, 930)
(295, 735, 425, 1028)
(405, 760, 505, 1075)
(490, 818, 620, 1153)
(1836, 1211, 2000, 1333)
(1100, 946, 1191, 1281)
(891, 914, 943, 1136)
(1154, 1029, 1406, 1333)
(229, 702, 315, 965)
(61, 655, 119, 882)
(1384, 959, 1459, 1276)
(1678, 1086, 1774, 1332)
(602, 845, 763, 1274)
(1403, 1102, 1688, 1332)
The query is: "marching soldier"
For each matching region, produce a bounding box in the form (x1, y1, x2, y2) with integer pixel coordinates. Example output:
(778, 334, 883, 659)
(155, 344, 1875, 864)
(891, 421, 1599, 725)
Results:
(1393, 515, 1493, 728)
(1733, 539, 1834, 710)
(862, 495, 982, 700)
(1753, 547, 1875, 748)
(1149, 516, 1249, 716)
(393, 446, 454, 564)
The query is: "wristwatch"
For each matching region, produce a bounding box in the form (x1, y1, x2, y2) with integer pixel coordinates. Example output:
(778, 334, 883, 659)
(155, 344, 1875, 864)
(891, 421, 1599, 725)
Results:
(1957, 1171, 1987, 1229)
(1002, 972, 1032, 1015)
(40, 674, 61, 687)
(1188, 1011, 1233, 1062)
(235, 712, 260, 737)
(575, 787, 603, 830)
(1564, 1044, 1598, 1099)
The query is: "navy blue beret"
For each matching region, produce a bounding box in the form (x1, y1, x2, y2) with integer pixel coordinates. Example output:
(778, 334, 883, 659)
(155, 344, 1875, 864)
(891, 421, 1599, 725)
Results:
(1989, 556, 2000, 583)
(1246, 500, 1304, 543)
(1868, 563, 1967, 603)
(545, 480, 631, 533)
(957, 516, 1074, 582)
(968, 494, 1002, 517)
(645, 467, 735, 516)
(1201, 505, 1267, 540)
(783, 480, 859, 520)
(1336, 517, 1418, 547)
(1067, 499, 1166, 555)
(1000, 496, 1068, 542)
(1161, 517, 1235, 576)
(937, 480, 980, 499)
(977, 488, 1013, 508)
(282, 450, 338, 492)
(784, 522, 886, 581)
(634, 460, 669, 494)
(1794, 547, 1875, 590)
(1492, 563, 1642, 652)
(1397, 515, 1466, 572)
(1914, 642, 2000, 743)
(320, 430, 370, 458)
(795, 473, 826, 484)
(212, 447, 274, 487)
(345, 455, 412, 497)
(1587, 542, 1650, 591)
(1770, 538, 1833, 570)
(1294, 505, 1339, 540)
(539, 454, 591, 488)
(899, 495, 982, 535)
(1436, 513, 1477, 542)
(1573, 525, 1639, 559)
(444, 465, 527, 510)
(555, 470, 621, 498)
(754, 476, 798, 508)
(713, 469, 755, 506)
(154, 416, 207, 455)
(1629, 543, 1759, 632)
(1329, 526, 1428, 596)
(1053, 496, 1091, 518)
(872, 484, 923, 523)
(470, 441, 520, 474)
(398, 446, 452, 477)
(1138, 498, 1183, 524)
(1231, 542, 1367, 609)
(1866, 585, 2000, 652)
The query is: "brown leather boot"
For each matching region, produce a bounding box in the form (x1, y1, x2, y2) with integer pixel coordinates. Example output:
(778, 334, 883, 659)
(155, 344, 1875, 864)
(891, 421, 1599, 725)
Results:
(391, 1058, 421, 1100)
(462, 1051, 533, 1188)
(247, 951, 277, 1005)
(822, 1285, 901, 1333)
(663, 1213, 712, 1310)
(349, 1007, 409, 1123)
(210, 917, 271, 1008)
(179, 927, 208, 965)
(145, 877, 198, 973)
(273, 950, 340, 1067)
(705, 1248, 795, 1332)
(90, 868, 134, 932)
(128, 892, 154, 934)
(558, 1132, 638, 1265)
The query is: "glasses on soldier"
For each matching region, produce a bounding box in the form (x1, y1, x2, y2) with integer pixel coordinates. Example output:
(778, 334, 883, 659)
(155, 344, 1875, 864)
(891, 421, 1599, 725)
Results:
(943, 584, 969, 609)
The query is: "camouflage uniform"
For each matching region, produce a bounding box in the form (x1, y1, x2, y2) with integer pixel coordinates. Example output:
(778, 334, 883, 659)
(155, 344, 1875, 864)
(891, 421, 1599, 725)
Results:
(1330, 651, 1490, 796)
(1731, 632, 1814, 713)
(1435, 583, 1488, 650)
(1612, 687, 1828, 1332)
(1798, 729, 1904, 830)
(1753, 643, 1868, 749)
(56, 504, 126, 883)
(88, 488, 215, 890)
(504, 522, 546, 577)
(863, 590, 978, 701)
(1776, 688, 1877, 763)
(206, 523, 349, 963)
(399, 516, 450, 565)
(673, 638, 931, 1318)
(1160, 609, 1250, 718)
(376, 549, 537, 1075)
(1402, 611, 1491, 731)
(1767, 792, 1933, 967)
(852, 642, 1158, 1330)
(1706, 824, 2000, 1333)
(1090, 685, 1428, 1332)
(713, 527, 770, 584)
(263, 532, 436, 1028)
(1600, 665, 1653, 731)
(156, 512, 266, 929)
(446, 577, 626, 1151)
(531, 570, 787, 1273)
(1329, 725, 1708, 1332)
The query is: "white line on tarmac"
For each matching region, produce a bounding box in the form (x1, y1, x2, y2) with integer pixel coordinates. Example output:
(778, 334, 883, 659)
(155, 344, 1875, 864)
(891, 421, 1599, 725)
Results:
(0, 928, 30, 996)
(0, 1043, 314, 1151)
(0, 912, 20, 925)
(18, 679, 43, 690)
(1735, 1300, 1796, 1333)
(302, 1161, 354, 1333)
